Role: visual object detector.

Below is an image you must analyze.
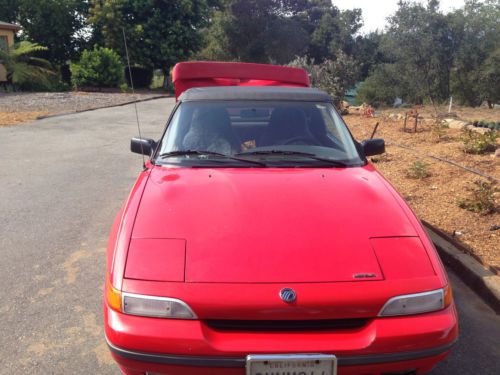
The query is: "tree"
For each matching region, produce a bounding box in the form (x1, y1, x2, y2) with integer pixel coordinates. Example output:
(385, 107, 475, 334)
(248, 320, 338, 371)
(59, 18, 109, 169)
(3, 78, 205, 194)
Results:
(2, 0, 90, 66)
(305, 4, 362, 61)
(289, 54, 359, 106)
(359, 0, 455, 104)
(356, 64, 400, 105)
(477, 48, 500, 108)
(199, 0, 361, 65)
(449, 0, 500, 106)
(90, 0, 214, 76)
(352, 32, 383, 80)
(0, 0, 19, 23)
(199, 0, 310, 63)
(0, 41, 55, 87)
(380, 0, 454, 103)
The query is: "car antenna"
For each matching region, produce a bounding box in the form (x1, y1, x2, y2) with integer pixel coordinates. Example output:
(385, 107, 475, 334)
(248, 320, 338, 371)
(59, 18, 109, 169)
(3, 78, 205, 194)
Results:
(122, 27, 146, 169)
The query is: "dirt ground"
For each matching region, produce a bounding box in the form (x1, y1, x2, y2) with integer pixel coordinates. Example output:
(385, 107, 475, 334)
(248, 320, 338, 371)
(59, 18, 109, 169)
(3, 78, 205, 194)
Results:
(345, 106, 499, 272)
(0, 91, 165, 126)
(0, 111, 49, 127)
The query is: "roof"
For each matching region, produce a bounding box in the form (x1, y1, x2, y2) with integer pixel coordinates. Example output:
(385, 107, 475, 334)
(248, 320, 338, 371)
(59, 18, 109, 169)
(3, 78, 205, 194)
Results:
(0, 21, 21, 31)
(172, 61, 310, 99)
(179, 86, 332, 102)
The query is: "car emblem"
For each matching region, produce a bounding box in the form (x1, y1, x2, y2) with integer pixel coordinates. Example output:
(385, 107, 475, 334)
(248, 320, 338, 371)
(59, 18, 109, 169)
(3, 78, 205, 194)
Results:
(279, 288, 297, 303)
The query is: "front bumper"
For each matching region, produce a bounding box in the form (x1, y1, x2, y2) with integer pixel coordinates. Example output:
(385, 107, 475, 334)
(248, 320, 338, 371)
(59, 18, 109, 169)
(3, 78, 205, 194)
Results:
(104, 303, 458, 375)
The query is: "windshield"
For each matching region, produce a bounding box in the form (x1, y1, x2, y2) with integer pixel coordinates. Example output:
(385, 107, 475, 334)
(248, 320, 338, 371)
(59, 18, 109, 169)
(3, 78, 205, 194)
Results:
(157, 101, 363, 167)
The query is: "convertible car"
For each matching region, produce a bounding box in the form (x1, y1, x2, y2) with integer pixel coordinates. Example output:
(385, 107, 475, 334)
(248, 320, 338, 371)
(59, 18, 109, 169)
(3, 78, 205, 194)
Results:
(104, 62, 458, 375)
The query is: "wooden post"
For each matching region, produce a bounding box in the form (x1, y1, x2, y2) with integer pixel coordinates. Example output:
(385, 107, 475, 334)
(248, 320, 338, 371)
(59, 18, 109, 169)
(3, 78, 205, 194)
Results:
(370, 122, 380, 139)
(404, 113, 408, 132)
(414, 113, 418, 133)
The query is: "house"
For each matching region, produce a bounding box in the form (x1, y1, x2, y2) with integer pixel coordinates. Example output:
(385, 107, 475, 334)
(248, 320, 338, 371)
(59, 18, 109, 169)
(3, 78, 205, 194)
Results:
(0, 21, 21, 82)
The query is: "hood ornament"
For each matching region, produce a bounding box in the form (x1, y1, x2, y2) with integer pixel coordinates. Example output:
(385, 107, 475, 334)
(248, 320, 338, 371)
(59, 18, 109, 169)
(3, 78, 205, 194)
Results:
(279, 288, 297, 303)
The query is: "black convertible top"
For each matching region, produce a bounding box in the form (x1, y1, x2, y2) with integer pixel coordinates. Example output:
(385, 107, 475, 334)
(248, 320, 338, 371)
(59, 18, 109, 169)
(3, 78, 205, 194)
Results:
(179, 86, 332, 102)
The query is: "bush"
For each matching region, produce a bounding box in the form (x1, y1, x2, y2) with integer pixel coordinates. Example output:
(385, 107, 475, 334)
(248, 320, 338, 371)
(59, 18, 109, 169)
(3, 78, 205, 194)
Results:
(356, 65, 399, 106)
(71, 46, 124, 88)
(288, 54, 358, 106)
(405, 161, 431, 179)
(15, 74, 70, 92)
(462, 130, 499, 154)
(124, 66, 153, 88)
(457, 180, 498, 215)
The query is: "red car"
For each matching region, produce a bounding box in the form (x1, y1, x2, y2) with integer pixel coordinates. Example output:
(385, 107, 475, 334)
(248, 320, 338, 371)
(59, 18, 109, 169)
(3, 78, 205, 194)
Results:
(104, 62, 458, 375)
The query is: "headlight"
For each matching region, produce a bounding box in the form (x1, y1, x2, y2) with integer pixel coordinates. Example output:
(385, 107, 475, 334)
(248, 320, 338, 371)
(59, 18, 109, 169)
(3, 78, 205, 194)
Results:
(122, 292, 197, 319)
(379, 286, 452, 317)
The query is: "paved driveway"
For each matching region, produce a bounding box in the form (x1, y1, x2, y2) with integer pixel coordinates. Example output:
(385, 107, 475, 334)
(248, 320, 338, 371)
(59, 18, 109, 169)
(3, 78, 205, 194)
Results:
(0, 98, 498, 374)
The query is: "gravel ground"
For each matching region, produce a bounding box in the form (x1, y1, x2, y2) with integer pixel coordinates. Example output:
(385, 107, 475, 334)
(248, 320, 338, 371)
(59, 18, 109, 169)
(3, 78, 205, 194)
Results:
(0, 91, 167, 115)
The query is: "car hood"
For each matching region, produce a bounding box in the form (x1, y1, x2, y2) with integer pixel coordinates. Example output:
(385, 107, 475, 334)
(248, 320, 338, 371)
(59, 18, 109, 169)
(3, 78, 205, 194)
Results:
(131, 165, 418, 283)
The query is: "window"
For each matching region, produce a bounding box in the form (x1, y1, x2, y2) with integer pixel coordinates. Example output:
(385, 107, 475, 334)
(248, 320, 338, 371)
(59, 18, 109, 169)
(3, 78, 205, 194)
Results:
(158, 100, 363, 168)
(0, 36, 8, 52)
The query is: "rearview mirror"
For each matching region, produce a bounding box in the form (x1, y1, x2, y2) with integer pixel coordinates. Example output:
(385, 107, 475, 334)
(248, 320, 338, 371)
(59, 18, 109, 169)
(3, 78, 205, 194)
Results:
(131, 137, 157, 156)
(361, 138, 385, 157)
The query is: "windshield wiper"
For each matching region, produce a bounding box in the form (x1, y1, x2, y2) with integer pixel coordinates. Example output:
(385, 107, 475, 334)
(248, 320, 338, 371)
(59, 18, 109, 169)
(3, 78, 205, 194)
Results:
(235, 150, 349, 167)
(158, 150, 267, 167)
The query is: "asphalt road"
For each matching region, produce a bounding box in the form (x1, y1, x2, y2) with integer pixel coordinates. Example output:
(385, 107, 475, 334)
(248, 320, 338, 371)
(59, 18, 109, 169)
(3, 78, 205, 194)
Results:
(0, 98, 499, 374)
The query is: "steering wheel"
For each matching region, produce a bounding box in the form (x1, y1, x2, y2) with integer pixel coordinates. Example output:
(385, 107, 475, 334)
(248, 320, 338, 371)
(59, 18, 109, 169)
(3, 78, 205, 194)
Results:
(280, 136, 321, 146)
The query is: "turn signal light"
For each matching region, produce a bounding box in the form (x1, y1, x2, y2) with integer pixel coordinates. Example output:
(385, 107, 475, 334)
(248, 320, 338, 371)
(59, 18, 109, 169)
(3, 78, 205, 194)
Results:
(106, 277, 122, 312)
(444, 284, 453, 308)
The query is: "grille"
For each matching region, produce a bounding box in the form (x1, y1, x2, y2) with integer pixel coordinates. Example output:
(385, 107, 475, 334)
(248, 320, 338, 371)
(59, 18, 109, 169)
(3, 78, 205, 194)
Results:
(205, 318, 368, 332)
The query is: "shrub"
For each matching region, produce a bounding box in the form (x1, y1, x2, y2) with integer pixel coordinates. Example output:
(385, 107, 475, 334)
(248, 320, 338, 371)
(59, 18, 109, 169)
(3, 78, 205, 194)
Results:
(431, 121, 449, 142)
(405, 161, 431, 179)
(288, 54, 358, 107)
(356, 65, 399, 106)
(462, 130, 499, 154)
(457, 180, 498, 215)
(71, 46, 124, 88)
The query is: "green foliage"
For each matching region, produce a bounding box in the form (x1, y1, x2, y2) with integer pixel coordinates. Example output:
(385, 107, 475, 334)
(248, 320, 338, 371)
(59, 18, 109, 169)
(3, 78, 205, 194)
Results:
(119, 83, 131, 93)
(356, 65, 400, 105)
(90, 0, 214, 73)
(0, 0, 18, 23)
(378, 0, 454, 104)
(461, 130, 499, 154)
(0, 41, 56, 89)
(1, 0, 90, 66)
(356, 0, 500, 107)
(306, 3, 362, 61)
(352, 32, 383, 80)
(70, 46, 124, 88)
(457, 180, 498, 215)
(288, 54, 358, 105)
(431, 121, 449, 142)
(405, 160, 431, 179)
(449, 0, 500, 107)
(199, 0, 361, 65)
(477, 47, 500, 107)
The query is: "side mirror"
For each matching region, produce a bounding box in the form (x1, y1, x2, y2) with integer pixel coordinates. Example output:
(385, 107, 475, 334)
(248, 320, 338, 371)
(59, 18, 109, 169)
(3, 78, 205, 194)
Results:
(361, 138, 385, 157)
(131, 137, 156, 156)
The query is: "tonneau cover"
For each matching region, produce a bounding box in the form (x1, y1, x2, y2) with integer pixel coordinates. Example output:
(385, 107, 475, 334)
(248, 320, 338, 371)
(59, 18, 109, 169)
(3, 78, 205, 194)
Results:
(172, 61, 310, 99)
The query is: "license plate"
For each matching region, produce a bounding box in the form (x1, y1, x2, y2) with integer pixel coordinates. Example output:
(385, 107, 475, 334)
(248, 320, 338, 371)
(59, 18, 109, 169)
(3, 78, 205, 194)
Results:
(246, 354, 337, 375)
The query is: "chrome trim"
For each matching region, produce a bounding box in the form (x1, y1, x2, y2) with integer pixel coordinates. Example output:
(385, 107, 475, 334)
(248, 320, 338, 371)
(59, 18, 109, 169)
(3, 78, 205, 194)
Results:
(106, 335, 457, 368)
(246, 354, 337, 375)
(121, 292, 197, 319)
(378, 288, 445, 317)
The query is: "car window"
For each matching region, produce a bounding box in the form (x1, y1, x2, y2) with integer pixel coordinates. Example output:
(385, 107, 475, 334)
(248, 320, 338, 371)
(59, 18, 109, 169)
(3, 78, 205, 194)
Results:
(158, 101, 363, 167)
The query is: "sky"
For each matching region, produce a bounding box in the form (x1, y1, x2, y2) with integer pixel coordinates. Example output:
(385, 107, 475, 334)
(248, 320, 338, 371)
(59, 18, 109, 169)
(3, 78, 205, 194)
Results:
(333, 0, 467, 33)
